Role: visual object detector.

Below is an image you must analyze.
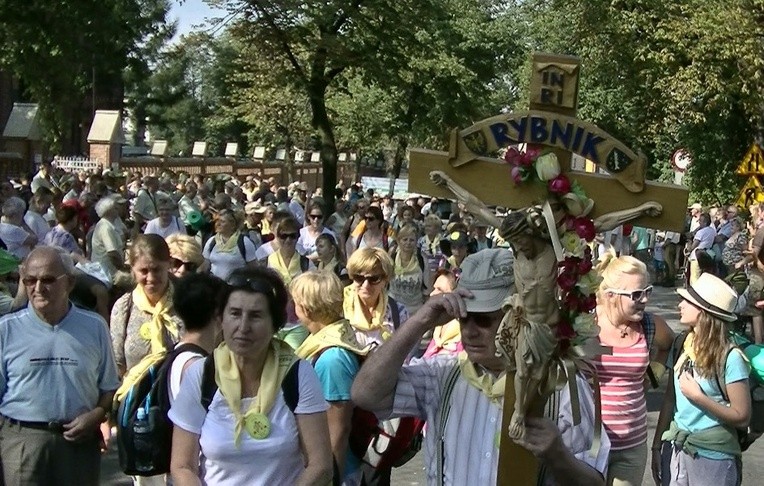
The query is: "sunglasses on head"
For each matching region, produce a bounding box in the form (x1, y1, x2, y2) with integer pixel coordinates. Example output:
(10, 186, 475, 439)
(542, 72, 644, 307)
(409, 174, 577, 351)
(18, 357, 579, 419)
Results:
(226, 274, 276, 297)
(278, 232, 298, 240)
(606, 285, 653, 302)
(171, 258, 198, 273)
(352, 274, 384, 285)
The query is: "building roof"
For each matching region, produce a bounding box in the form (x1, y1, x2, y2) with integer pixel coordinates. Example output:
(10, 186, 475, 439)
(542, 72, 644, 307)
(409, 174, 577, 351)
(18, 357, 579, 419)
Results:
(2, 103, 41, 140)
(87, 110, 124, 144)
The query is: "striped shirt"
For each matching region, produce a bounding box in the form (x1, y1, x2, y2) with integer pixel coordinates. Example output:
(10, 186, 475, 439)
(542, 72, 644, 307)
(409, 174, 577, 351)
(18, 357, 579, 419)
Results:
(384, 356, 611, 485)
(593, 333, 649, 450)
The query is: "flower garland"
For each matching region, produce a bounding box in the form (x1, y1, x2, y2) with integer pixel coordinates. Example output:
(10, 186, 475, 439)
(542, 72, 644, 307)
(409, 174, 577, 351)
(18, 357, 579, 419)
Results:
(503, 146, 601, 349)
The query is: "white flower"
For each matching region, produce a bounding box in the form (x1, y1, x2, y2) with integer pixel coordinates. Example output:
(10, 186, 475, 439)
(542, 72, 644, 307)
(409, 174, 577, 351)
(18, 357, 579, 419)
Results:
(535, 152, 561, 181)
(561, 231, 585, 258)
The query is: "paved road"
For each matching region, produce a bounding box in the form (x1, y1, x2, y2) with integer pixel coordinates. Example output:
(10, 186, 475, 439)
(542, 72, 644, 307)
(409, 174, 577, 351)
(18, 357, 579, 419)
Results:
(101, 285, 764, 484)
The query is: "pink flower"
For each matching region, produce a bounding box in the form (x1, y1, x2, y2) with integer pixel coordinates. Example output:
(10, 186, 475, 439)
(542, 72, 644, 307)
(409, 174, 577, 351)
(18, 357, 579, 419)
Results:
(503, 148, 522, 165)
(573, 217, 596, 242)
(510, 166, 531, 185)
(548, 174, 572, 194)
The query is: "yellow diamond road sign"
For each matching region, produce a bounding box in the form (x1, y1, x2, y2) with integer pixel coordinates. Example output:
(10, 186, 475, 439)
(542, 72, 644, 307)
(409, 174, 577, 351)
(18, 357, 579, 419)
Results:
(736, 175, 764, 208)
(736, 144, 764, 175)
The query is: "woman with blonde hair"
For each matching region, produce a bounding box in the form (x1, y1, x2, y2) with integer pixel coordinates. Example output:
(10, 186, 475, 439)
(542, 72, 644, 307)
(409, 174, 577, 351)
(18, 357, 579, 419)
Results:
(292, 271, 368, 484)
(344, 247, 408, 348)
(388, 224, 428, 316)
(652, 274, 750, 486)
(165, 234, 203, 278)
(594, 249, 673, 486)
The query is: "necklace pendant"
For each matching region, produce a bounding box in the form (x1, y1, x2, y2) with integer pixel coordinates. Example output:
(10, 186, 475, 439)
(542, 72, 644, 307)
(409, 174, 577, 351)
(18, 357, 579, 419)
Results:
(244, 413, 271, 440)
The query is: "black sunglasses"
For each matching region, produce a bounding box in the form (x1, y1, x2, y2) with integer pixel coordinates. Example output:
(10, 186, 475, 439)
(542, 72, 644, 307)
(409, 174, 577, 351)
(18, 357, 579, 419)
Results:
(308, 214, 323, 220)
(278, 232, 298, 240)
(226, 274, 276, 297)
(364, 215, 378, 221)
(172, 258, 198, 273)
(352, 274, 384, 285)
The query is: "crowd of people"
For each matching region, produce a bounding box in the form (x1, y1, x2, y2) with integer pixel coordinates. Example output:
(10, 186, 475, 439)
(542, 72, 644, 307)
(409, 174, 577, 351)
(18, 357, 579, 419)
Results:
(0, 160, 759, 486)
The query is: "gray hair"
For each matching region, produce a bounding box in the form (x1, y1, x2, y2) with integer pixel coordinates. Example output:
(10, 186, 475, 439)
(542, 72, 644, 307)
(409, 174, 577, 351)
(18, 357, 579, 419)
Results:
(95, 197, 116, 218)
(26, 246, 76, 276)
(2, 196, 26, 218)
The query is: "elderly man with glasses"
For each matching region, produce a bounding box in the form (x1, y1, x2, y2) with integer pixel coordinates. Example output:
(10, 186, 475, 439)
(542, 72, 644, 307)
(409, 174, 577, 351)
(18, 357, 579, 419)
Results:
(0, 247, 119, 485)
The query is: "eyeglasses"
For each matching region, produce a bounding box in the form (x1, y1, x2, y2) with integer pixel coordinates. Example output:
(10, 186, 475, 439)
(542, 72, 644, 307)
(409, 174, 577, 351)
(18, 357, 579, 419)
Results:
(364, 216, 378, 222)
(22, 274, 67, 288)
(172, 258, 198, 273)
(352, 274, 384, 285)
(606, 285, 653, 302)
(278, 232, 298, 240)
(308, 214, 323, 220)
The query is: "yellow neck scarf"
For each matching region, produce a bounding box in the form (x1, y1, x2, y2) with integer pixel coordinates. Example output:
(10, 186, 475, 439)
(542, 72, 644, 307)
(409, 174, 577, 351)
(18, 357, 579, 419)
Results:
(447, 255, 460, 269)
(673, 332, 697, 374)
(433, 320, 462, 350)
(295, 319, 369, 360)
(214, 340, 297, 446)
(424, 234, 440, 255)
(262, 219, 271, 235)
(318, 257, 338, 272)
(394, 250, 420, 277)
(458, 351, 506, 402)
(215, 230, 241, 254)
(133, 284, 179, 354)
(343, 285, 391, 341)
(268, 249, 301, 285)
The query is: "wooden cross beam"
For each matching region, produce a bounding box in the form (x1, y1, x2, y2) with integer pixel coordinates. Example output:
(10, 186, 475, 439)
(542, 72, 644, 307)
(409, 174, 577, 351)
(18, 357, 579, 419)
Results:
(407, 53, 689, 486)
(408, 54, 689, 232)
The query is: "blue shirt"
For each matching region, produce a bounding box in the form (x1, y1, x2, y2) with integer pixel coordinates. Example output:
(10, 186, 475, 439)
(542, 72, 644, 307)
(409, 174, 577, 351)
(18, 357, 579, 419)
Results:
(0, 303, 120, 421)
(674, 350, 750, 459)
(314, 347, 361, 476)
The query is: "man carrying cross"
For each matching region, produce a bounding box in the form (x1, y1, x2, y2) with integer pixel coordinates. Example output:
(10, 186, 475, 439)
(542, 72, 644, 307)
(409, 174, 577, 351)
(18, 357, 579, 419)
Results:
(351, 249, 610, 485)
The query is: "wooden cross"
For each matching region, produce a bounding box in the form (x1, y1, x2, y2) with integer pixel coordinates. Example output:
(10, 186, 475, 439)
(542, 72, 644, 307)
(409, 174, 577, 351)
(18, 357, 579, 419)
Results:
(408, 53, 688, 232)
(407, 53, 689, 485)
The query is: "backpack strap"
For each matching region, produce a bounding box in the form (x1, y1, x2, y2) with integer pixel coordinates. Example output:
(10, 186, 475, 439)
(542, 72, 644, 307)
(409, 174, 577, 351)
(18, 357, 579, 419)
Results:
(281, 361, 301, 413)
(388, 296, 401, 330)
(642, 312, 656, 356)
(300, 255, 310, 272)
(237, 234, 247, 261)
(436, 365, 462, 486)
(200, 355, 218, 412)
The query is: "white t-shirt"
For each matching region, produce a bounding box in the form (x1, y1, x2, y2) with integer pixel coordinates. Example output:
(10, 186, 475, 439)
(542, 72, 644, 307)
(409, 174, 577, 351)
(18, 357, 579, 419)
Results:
(169, 348, 205, 406)
(691, 225, 716, 261)
(168, 359, 327, 486)
(203, 236, 257, 281)
(296, 227, 335, 260)
(144, 216, 185, 239)
(24, 210, 50, 244)
(90, 218, 124, 278)
(0, 223, 32, 260)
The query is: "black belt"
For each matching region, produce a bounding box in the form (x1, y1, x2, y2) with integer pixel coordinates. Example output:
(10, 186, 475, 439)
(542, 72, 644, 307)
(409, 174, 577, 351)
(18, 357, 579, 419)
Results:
(1, 415, 66, 433)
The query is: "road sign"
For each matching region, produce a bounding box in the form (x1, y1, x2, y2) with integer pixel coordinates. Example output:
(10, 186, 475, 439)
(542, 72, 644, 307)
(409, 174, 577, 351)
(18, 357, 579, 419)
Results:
(736, 175, 764, 208)
(735, 144, 764, 175)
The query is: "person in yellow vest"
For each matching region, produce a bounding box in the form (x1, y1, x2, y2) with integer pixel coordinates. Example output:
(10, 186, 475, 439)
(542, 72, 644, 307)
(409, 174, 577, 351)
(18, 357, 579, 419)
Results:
(291, 271, 369, 484)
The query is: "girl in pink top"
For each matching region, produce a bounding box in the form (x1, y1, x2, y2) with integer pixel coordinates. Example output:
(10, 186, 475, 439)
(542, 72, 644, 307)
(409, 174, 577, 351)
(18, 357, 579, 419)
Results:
(423, 270, 463, 358)
(594, 251, 674, 486)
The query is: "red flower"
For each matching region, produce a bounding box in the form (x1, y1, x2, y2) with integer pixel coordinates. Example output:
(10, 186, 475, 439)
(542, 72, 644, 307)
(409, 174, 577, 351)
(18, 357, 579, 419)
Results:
(573, 217, 596, 242)
(563, 290, 580, 309)
(578, 258, 593, 274)
(556, 317, 575, 341)
(578, 294, 597, 313)
(518, 151, 536, 167)
(558, 272, 577, 291)
(548, 174, 572, 194)
(504, 147, 522, 165)
(525, 145, 542, 160)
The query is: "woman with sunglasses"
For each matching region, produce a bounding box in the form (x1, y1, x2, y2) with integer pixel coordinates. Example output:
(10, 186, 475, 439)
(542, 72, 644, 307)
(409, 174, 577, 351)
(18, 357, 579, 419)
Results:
(344, 247, 408, 348)
(297, 202, 336, 267)
(652, 274, 750, 486)
(201, 209, 258, 281)
(169, 268, 332, 485)
(349, 206, 392, 258)
(166, 234, 204, 278)
(593, 250, 674, 486)
(111, 234, 184, 381)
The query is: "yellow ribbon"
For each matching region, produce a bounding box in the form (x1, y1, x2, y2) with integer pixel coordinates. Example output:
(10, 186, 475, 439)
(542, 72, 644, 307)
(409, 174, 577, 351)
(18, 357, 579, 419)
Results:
(446, 255, 459, 269)
(133, 284, 178, 355)
(114, 351, 166, 405)
(214, 340, 297, 446)
(394, 250, 420, 277)
(457, 351, 506, 402)
(295, 319, 369, 360)
(343, 286, 391, 341)
(267, 249, 301, 285)
(318, 257, 338, 273)
(215, 230, 241, 254)
(432, 320, 461, 350)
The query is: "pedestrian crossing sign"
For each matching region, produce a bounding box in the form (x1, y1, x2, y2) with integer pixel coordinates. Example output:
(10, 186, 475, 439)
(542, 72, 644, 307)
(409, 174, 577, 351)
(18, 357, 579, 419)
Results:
(736, 175, 764, 208)
(735, 143, 764, 175)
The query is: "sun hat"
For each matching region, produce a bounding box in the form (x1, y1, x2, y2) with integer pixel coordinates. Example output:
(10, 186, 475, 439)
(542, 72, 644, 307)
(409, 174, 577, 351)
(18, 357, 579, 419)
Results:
(245, 200, 268, 215)
(456, 249, 514, 313)
(677, 273, 738, 322)
(690, 203, 702, 210)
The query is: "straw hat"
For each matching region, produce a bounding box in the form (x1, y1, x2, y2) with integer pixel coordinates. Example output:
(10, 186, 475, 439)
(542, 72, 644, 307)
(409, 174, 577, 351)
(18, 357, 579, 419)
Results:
(677, 273, 738, 322)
